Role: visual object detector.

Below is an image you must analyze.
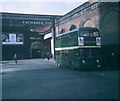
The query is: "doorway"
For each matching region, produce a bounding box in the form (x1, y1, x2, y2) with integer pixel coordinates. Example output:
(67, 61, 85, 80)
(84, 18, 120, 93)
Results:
(30, 41, 43, 59)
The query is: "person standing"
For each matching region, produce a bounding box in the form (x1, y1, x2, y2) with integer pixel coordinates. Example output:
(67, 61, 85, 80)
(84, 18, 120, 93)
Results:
(13, 54, 17, 64)
(47, 52, 50, 60)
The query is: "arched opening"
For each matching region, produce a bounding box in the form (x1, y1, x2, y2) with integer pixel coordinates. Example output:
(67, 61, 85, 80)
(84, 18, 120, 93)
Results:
(100, 11, 118, 45)
(30, 41, 43, 58)
(69, 25, 77, 31)
(83, 19, 95, 27)
(60, 28, 65, 34)
(100, 11, 119, 69)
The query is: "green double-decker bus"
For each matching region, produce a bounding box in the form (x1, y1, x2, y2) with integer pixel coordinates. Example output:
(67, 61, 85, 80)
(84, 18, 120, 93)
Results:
(55, 27, 101, 70)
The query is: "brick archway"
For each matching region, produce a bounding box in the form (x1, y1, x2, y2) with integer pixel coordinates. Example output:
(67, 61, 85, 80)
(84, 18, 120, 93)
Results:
(30, 41, 43, 58)
(60, 28, 65, 34)
(69, 25, 77, 31)
(100, 11, 119, 45)
(83, 19, 95, 27)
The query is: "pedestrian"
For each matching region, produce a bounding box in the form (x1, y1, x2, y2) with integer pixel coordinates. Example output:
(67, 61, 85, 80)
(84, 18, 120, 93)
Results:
(47, 52, 50, 60)
(13, 53, 17, 64)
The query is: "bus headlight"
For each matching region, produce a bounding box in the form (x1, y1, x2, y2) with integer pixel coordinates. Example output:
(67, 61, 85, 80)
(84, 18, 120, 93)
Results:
(82, 60, 85, 63)
(96, 60, 99, 62)
(98, 65, 100, 68)
(96, 37, 101, 45)
(78, 37, 84, 45)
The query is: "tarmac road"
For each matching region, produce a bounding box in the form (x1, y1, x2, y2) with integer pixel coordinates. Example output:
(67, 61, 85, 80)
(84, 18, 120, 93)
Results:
(1, 59, 119, 99)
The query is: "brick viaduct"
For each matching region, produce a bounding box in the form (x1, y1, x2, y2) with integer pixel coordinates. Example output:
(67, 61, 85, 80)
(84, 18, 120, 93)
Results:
(55, 2, 119, 45)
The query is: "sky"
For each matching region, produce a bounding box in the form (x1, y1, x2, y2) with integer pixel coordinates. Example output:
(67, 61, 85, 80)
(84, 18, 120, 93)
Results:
(0, 0, 89, 15)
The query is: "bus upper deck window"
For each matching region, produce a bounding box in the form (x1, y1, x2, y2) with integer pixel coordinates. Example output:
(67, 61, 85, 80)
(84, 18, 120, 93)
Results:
(93, 32, 99, 36)
(90, 33, 93, 36)
(80, 31, 89, 36)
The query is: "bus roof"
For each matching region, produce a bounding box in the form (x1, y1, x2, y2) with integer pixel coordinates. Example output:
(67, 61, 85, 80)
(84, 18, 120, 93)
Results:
(56, 27, 99, 38)
(79, 27, 99, 31)
(56, 28, 79, 37)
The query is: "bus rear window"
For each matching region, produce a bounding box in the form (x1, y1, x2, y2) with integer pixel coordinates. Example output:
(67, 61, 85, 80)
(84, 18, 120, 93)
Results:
(92, 32, 99, 36)
(80, 31, 89, 36)
(80, 31, 99, 37)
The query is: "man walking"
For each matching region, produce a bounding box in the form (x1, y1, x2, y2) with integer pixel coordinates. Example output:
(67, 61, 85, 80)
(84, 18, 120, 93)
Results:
(13, 54, 17, 64)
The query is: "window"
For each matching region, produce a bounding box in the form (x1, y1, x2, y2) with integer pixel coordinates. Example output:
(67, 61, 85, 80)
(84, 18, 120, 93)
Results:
(92, 32, 99, 36)
(80, 31, 89, 36)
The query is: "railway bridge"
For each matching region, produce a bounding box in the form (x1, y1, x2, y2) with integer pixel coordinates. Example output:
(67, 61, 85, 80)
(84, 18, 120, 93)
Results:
(56, 2, 119, 45)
